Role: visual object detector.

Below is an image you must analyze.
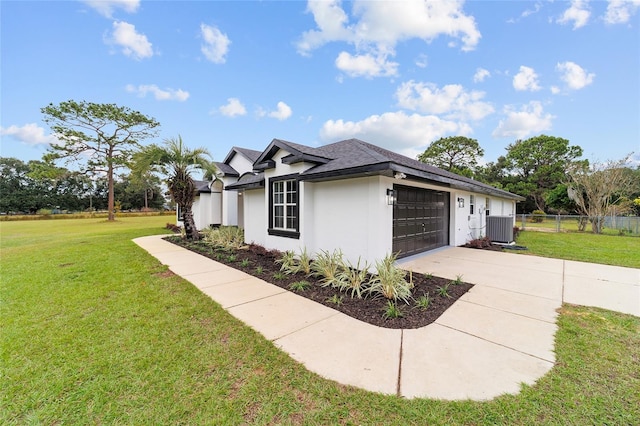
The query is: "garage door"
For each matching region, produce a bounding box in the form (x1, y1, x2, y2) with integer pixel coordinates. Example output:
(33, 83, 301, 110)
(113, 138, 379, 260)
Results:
(392, 185, 449, 258)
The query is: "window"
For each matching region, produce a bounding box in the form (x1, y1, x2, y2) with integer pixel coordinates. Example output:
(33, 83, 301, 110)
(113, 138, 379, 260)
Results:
(469, 195, 475, 215)
(269, 176, 299, 238)
(485, 197, 490, 216)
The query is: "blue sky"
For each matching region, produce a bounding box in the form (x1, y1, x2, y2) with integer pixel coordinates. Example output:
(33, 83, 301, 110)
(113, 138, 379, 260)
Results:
(2, 0, 639, 170)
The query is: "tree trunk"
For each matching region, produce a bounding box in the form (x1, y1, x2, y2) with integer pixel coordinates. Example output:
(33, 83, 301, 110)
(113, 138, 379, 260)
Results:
(591, 216, 604, 234)
(181, 204, 199, 240)
(107, 160, 115, 221)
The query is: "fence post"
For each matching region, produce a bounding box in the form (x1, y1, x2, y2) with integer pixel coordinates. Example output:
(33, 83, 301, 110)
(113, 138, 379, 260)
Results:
(556, 214, 560, 232)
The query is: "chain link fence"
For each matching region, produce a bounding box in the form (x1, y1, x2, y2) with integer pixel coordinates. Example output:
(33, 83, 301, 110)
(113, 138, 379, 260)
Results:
(519, 214, 640, 236)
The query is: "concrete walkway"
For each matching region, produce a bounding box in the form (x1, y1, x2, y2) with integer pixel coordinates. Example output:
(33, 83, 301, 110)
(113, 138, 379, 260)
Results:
(133, 235, 639, 401)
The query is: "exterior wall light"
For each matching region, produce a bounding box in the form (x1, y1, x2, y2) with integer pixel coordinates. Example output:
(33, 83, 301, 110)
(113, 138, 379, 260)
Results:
(457, 197, 465, 208)
(387, 188, 396, 205)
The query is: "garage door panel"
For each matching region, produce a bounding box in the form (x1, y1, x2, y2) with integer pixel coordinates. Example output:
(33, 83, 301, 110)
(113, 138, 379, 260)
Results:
(392, 185, 449, 258)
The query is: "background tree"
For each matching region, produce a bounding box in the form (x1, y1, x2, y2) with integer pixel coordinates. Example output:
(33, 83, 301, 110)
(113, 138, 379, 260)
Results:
(41, 100, 160, 221)
(417, 136, 484, 178)
(114, 174, 165, 211)
(503, 135, 583, 212)
(567, 156, 635, 233)
(0, 157, 40, 213)
(475, 155, 508, 189)
(132, 135, 213, 240)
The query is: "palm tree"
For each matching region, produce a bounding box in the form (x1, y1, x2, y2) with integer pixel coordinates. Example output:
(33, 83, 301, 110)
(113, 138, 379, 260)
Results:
(132, 135, 214, 240)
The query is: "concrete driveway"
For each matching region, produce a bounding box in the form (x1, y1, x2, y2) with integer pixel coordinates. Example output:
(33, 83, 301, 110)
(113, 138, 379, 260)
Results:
(398, 247, 640, 317)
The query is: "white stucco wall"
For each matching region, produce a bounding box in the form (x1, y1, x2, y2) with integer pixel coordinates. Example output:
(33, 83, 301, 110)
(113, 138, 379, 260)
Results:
(221, 178, 238, 226)
(221, 152, 255, 227)
(243, 188, 265, 247)
(451, 192, 516, 245)
(306, 176, 392, 266)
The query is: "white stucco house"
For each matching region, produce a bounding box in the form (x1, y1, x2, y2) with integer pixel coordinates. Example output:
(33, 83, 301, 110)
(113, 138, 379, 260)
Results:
(223, 138, 524, 265)
(177, 146, 261, 230)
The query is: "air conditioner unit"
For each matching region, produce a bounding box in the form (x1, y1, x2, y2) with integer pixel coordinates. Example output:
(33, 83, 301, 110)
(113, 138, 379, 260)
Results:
(486, 216, 514, 243)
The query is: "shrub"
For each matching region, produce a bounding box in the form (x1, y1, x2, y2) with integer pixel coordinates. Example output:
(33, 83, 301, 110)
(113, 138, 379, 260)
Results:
(467, 236, 492, 249)
(296, 247, 313, 276)
(326, 294, 343, 305)
(382, 301, 403, 319)
(202, 226, 245, 249)
(273, 272, 286, 280)
(336, 256, 370, 298)
(289, 280, 310, 292)
(165, 223, 182, 233)
(276, 250, 298, 274)
(531, 210, 546, 223)
(276, 248, 313, 276)
(414, 293, 431, 310)
(436, 284, 451, 298)
(366, 253, 412, 303)
(311, 249, 343, 288)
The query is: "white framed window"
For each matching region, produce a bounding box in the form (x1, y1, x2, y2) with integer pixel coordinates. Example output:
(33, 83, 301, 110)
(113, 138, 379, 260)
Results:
(469, 194, 475, 215)
(485, 197, 490, 216)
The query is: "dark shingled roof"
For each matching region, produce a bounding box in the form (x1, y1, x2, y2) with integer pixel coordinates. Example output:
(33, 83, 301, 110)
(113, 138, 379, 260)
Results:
(226, 172, 264, 190)
(214, 161, 239, 177)
(228, 138, 524, 201)
(234, 147, 262, 162)
(223, 146, 262, 165)
(194, 180, 211, 194)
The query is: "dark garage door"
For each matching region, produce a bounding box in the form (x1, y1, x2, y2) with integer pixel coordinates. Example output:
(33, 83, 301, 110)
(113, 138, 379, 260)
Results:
(393, 185, 449, 258)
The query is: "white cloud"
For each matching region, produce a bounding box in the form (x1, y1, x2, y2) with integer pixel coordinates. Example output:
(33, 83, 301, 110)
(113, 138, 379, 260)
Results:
(258, 102, 293, 121)
(83, 0, 140, 18)
(513, 66, 541, 91)
(556, 61, 595, 90)
(0, 123, 60, 146)
(557, 0, 591, 29)
(319, 111, 469, 158)
(107, 21, 153, 60)
(200, 24, 230, 64)
(492, 101, 554, 139)
(473, 68, 490, 83)
(604, 0, 640, 24)
(335, 51, 398, 78)
(297, 0, 480, 77)
(218, 98, 247, 117)
(126, 84, 189, 101)
(415, 54, 428, 68)
(395, 80, 494, 121)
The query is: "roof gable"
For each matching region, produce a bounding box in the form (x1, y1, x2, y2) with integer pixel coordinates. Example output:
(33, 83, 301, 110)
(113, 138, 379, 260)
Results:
(253, 138, 331, 170)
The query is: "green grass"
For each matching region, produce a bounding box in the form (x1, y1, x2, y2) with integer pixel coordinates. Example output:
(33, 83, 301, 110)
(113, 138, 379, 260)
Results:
(2, 218, 639, 424)
(516, 230, 640, 268)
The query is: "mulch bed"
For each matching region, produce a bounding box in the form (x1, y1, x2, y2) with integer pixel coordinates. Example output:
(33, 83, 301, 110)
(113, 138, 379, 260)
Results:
(165, 236, 474, 329)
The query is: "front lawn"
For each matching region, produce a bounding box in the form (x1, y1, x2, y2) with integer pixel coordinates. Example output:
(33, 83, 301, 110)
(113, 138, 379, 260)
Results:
(2, 218, 639, 424)
(515, 230, 640, 268)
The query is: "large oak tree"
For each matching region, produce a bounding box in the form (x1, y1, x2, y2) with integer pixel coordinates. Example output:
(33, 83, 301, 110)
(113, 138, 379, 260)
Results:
(503, 135, 583, 212)
(41, 100, 160, 221)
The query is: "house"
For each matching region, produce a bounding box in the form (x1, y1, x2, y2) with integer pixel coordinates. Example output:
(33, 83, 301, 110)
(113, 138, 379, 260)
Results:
(177, 146, 261, 230)
(225, 138, 524, 265)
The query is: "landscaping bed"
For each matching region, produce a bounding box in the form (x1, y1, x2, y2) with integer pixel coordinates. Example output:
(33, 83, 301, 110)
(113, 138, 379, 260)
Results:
(165, 236, 473, 329)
